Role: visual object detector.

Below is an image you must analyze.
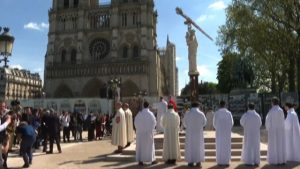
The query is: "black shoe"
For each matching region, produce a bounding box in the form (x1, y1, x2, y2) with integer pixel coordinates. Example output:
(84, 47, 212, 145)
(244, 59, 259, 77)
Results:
(170, 160, 176, 165)
(46, 151, 53, 154)
(196, 162, 202, 168)
(3, 162, 7, 169)
(151, 161, 158, 165)
(188, 163, 194, 167)
(165, 160, 171, 164)
(22, 164, 29, 168)
(138, 162, 143, 166)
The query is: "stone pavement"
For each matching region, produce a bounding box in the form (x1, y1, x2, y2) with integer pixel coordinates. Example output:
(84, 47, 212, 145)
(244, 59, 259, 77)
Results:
(6, 130, 300, 169)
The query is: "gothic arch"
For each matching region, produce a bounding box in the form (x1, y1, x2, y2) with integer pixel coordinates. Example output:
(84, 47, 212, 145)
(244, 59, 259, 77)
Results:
(54, 83, 73, 98)
(121, 79, 139, 97)
(81, 78, 105, 97)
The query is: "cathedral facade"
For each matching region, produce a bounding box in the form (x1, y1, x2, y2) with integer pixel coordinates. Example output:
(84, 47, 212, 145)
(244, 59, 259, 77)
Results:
(44, 0, 178, 98)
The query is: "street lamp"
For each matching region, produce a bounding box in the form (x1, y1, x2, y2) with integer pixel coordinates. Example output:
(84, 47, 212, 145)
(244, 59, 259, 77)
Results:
(138, 90, 147, 110)
(0, 27, 15, 68)
(108, 77, 121, 102)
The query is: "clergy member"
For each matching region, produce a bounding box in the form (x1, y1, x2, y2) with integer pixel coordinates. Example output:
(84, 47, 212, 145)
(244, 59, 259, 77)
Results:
(156, 97, 167, 133)
(213, 100, 233, 167)
(265, 97, 286, 165)
(161, 104, 181, 164)
(183, 102, 207, 167)
(134, 101, 157, 166)
(284, 102, 300, 162)
(111, 102, 127, 153)
(123, 103, 135, 147)
(240, 103, 262, 166)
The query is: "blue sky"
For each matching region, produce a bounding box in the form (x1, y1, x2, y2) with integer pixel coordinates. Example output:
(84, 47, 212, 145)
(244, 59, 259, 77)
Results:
(0, 0, 230, 93)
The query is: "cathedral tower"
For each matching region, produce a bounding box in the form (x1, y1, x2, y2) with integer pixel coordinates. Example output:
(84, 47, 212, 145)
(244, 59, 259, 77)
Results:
(44, 0, 175, 98)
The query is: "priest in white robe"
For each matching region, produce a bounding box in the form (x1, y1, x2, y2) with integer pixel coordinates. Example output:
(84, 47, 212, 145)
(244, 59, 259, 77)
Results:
(111, 102, 127, 153)
(265, 97, 286, 165)
(156, 96, 167, 133)
(284, 102, 300, 162)
(161, 104, 181, 164)
(213, 100, 233, 166)
(183, 102, 207, 167)
(123, 103, 135, 147)
(134, 101, 157, 166)
(240, 103, 262, 166)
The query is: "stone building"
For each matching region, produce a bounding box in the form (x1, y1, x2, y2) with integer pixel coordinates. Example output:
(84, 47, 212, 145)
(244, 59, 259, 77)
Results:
(44, 0, 178, 98)
(0, 67, 43, 100)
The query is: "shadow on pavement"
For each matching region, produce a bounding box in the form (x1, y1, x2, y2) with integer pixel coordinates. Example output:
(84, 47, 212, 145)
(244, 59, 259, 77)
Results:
(207, 164, 230, 169)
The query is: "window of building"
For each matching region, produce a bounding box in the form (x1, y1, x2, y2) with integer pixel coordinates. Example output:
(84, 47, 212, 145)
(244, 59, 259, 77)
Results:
(132, 12, 137, 25)
(71, 49, 77, 64)
(64, 0, 69, 8)
(74, 0, 79, 7)
(123, 46, 128, 58)
(133, 46, 139, 58)
(121, 12, 127, 27)
(61, 50, 66, 63)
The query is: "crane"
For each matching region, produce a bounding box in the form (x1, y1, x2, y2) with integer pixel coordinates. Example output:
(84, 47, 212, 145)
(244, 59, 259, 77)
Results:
(176, 7, 213, 41)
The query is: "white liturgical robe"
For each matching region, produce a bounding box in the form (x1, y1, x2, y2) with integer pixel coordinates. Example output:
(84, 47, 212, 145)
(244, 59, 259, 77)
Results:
(124, 108, 135, 143)
(183, 107, 207, 163)
(134, 108, 156, 162)
(161, 108, 181, 161)
(285, 108, 300, 162)
(265, 105, 286, 164)
(157, 100, 167, 133)
(111, 108, 127, 147)
(213, 108, 233, 165)
(240, 110, 262, 165)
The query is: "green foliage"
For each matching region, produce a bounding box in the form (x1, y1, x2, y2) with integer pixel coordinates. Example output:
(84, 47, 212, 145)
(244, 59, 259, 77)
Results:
(180, 81, 219, 96)
(217, 0, 300, 93)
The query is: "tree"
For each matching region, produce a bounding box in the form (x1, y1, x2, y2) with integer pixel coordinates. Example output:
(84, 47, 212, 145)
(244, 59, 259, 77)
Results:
(217, 0, 300, 93)
(180, 82, 218, 96)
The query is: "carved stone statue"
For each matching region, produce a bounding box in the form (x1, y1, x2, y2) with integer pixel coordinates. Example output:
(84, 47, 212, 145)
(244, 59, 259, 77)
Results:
(186, 24, 198, 74)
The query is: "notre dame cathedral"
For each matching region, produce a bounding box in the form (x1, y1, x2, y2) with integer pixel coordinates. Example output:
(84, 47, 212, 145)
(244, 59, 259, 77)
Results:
(44, 0, 178, 98)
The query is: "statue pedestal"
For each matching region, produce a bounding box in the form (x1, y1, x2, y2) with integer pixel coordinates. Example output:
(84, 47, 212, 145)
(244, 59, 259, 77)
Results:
(189, 71, 199, 102)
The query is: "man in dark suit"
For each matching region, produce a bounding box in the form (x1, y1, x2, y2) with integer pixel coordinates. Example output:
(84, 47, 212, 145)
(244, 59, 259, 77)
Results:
(47, 109, 62, 154)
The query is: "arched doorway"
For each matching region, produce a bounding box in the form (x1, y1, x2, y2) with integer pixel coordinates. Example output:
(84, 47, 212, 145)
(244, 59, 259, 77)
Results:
(120, 80, 139, 97)
(54, 84, 73, 98)
(81, 78, 105, 97)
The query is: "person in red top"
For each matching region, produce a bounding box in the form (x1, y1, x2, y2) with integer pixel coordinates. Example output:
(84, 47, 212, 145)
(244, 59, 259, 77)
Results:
(168, 96, 177, 112)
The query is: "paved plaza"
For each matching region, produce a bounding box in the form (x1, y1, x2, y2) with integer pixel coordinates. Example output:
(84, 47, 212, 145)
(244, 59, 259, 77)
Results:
(6, 129, 300, 169)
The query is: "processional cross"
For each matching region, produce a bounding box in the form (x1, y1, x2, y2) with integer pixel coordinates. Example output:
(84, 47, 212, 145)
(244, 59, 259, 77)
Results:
(176, 7, 213, 101)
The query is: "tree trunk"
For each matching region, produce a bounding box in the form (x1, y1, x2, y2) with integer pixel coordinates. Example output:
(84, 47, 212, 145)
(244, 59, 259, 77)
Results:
(271, 70, 277, 93)
(288, 56, 296, 92)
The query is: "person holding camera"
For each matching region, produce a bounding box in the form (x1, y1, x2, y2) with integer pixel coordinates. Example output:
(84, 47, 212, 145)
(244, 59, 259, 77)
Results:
(0, 100, 12, 169)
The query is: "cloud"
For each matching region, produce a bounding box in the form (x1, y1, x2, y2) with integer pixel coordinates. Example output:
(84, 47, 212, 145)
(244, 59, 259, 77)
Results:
(183, 65, 214, 80)
(196, 14, 216, 23)
(24, 22, 49, 31)
(10, 64, 23, 70)
(208, 1, 227, 10)
(176, 56, 182, 61)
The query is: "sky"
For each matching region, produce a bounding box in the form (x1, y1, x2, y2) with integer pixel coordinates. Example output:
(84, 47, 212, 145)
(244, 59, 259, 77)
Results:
(0, 0, 231, 94)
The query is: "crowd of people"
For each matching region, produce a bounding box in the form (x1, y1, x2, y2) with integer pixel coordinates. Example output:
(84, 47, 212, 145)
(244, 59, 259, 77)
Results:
(111, 96, 300, 168)
(0, 99, 113, 169)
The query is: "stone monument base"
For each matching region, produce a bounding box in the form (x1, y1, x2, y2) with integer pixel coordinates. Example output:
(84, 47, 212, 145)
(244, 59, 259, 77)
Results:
(189, 71, 199, 102)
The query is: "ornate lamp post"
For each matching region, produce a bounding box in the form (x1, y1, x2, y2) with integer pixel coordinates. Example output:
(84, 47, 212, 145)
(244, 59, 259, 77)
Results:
(0, 27, 15, 68)
(108, 77, 121, 102)
(138, 90, 147, 110)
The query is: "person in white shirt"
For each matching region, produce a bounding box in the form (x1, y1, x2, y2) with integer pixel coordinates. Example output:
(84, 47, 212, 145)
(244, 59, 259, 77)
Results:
(213, 100, 233, 167)
(284, 102, 300, 162)
(62, 111, 70, 142)
(266, 97, 286, 165)
(240, 102, 262, 166)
